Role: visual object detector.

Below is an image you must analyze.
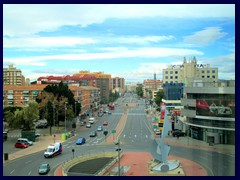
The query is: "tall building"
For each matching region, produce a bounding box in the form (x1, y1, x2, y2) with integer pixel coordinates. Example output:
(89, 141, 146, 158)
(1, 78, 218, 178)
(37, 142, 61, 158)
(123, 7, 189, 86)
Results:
(179, 80, 235, 145)
(163, 83, 184, 100)
(111, 77, 125, 96)
(3, 64, 25, 86)
(163, 57, 218, 87)
(73, 71, 111, 103)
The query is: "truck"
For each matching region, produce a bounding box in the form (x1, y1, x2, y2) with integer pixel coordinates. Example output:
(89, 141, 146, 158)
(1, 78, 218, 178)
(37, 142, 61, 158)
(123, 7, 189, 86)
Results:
(44, 142, 62, 158)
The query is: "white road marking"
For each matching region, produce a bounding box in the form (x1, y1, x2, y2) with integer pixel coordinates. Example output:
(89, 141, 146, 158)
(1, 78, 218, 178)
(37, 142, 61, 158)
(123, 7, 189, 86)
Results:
(134, 135, 137, 138)
(10, 170, 15, 174)
(123, 135, 126, 138)
(25, 160, 32, 164)
(146, 135, 148, 138)
(28, 171, 31, 175)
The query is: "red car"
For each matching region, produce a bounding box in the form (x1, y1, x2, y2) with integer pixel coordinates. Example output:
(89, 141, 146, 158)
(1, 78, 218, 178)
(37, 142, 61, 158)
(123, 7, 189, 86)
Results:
(103, 122, 108, 126)
(15, 142, 29, 148)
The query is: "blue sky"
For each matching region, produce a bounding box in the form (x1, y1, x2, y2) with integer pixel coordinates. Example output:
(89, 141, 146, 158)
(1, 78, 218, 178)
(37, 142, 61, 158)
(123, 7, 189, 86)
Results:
(3, 4, 235, 83)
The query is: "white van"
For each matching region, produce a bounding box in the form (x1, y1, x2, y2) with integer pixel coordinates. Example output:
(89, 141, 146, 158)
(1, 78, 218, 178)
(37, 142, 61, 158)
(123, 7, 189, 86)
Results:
(17, 138, 33, 146)
(89, 117, 95, 124)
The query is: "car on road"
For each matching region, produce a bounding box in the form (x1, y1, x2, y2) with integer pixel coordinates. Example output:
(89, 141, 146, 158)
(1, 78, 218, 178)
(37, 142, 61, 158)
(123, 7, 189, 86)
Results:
(97, 126, 103, 131)
(76, 137, 86, 145)
(103, 122, 108, 126)
(86, 123, 91, 128)
(38, 163, 50, 175)
(172, 130, 186, 137)
(155, 129, 161, 135)
(15, 142, 29, 148)
(89, 131, 97, 137)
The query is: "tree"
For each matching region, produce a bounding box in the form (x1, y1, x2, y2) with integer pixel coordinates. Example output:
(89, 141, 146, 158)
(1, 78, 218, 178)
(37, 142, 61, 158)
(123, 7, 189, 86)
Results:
(36, 82, 79, 134)
(22, 101, 39, 130)
(4, 111, 15, 128)
(136, 85, 143, 97)
(155, 90, 164, 106)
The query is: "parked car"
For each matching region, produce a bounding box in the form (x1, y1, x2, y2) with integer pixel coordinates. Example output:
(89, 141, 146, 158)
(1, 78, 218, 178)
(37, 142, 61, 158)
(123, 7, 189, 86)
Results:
(172, 130, 186, 137)
(36, 123, 48, 129)
(17, 138, 33, 146)
(76, 137, 86, 145)
(86, 123, 91, 128)
(103, 122, 108, 126)
(97, 126, 103, 131)
(15, 142, 29, 148)
(35, 133, 41, 137)
(89, 131, 97, 137)
(38, 163, 50, 175)
(3, 132, 7, 141)
(80, 121, 85, 126)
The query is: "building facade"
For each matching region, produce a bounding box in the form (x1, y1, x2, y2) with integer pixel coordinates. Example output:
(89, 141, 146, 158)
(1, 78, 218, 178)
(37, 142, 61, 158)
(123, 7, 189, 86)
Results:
(3, 64, 25, 86)
(163, 57, 218, 87)
(179, 80, 235, 145)
(3, 85, 100, 115)
(163, 83, 184, 100)
(111, 77, 125, 96)
(73, 71, 111, 103)
(142, 79, 163, 99)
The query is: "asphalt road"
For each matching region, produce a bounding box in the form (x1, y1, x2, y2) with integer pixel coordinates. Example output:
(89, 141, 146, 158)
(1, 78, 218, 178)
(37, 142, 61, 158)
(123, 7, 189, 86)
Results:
(3, 93, 235, 176)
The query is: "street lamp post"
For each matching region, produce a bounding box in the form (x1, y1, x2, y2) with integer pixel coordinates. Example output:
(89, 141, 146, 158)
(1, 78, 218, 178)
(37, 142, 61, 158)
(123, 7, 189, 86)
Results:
(115, 139, 121, 176)
(65, 102, 67, 133)
(75, 102, 77, 118)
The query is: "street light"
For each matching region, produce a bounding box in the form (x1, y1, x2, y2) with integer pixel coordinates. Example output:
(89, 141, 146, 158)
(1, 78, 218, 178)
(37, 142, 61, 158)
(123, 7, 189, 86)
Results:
(72, 149, 75, 159)
(65, 102, 67, 133)
(114, 139, 121, 176)
(75, 101, 77, 118)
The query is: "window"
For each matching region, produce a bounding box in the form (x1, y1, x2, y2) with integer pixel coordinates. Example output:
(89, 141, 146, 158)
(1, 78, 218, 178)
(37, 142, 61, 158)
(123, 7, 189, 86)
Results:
(212, 75, 215, 78)
(165, 71, 168, 74)
(212, 70, 215, 73)
(170, 76, 173, 79)
(170, 71, 173, 74)
(202, 70, 205, 73)
(207, 76, 210, 78)
(165, 76, 168, 79)
(202, 76, 205, 78)
(175, 76, 178, 79)
(207, 70, 210, 73)
(175, 71, 178, 74)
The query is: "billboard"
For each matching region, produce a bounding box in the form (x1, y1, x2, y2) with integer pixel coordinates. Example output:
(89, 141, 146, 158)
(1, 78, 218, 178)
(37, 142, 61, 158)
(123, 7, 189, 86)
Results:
(196, 99, 235, 118)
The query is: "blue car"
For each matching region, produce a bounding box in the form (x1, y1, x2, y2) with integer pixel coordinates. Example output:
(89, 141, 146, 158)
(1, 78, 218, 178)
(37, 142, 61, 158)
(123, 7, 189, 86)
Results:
(76, 137, 86, 145)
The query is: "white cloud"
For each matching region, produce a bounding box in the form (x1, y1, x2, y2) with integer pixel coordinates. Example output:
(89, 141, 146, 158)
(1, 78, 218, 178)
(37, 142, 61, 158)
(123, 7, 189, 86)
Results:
(116, 35, 175, 44)
(3, 47, 203, 66)
(3, 4, 234, 36)
(4, 36, 96, 48)
(184, 27, 227, 46)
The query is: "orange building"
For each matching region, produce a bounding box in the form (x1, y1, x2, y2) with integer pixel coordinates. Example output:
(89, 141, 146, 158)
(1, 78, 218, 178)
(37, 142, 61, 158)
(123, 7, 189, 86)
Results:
(3, 85, 100, 115)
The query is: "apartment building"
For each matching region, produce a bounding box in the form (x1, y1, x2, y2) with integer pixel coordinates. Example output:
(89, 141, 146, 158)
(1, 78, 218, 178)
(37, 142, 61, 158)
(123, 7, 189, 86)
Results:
(111, 77, 125, 96)
(142, 79, 163, 99)
(163, 57, 218, 87)
(3, 85, 100, 115)
(3, 64, 25, 86)
(74, 71, 111, 103)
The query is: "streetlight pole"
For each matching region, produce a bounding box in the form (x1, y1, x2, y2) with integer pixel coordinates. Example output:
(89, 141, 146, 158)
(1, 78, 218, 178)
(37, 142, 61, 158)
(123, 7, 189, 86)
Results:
(75, 101, 77, 118)
(65, 102, 67, 133)
(115, 138, 121, 176)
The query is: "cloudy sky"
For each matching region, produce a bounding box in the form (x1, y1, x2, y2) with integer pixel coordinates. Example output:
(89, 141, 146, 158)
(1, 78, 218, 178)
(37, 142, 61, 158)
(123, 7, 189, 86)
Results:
(3, 4, 235, 83)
